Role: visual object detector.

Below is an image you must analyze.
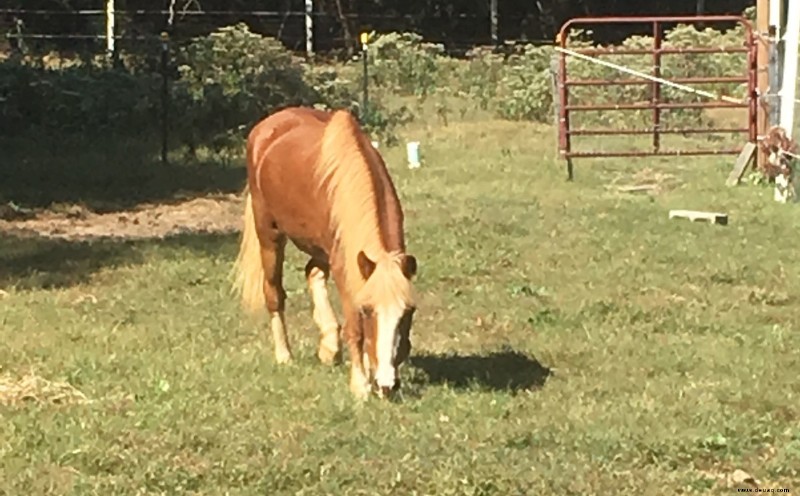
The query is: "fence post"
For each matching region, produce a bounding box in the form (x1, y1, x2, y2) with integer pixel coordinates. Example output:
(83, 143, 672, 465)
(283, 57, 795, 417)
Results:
(360, 32, 369, 116)
(779, 0, 799, 138)
(160, 31, 170, 165)
(549, 53, 561, 160)
(490, 0, 498, 47)
(106, 0, 115, 61)
(757, 0, 770, 169)
(768, 0, 783, 127)
(305, 0, 314, 57)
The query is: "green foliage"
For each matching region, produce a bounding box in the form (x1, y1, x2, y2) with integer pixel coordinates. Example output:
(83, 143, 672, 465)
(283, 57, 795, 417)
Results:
(172, 23, 316, 152)
(366, 31, 447, 98)
(493, 44, 555, 122)
(364, 18, 753, 130)
(303, 63, 414, 146)
(0, 23, 411, 157)
(457, 47, 506, 111)
(0, 12, 756, 158)
(0, 60, 159, 138)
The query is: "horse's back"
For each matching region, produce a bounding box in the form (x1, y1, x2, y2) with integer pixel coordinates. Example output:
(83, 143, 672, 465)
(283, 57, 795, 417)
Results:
(247, 107, 328, 160)
(246, 107, 335, 254)
(247, 106, 329, 185)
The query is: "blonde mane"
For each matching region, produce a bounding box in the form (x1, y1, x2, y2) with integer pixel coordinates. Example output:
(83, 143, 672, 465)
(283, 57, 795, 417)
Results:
(313, 110, 415, 308)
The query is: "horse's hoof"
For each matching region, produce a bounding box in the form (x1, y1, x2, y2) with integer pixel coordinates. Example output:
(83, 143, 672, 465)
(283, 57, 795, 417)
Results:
(317, 345, 340, 366)
(275, 351, 293, 364)
(349, 379, 371, 400)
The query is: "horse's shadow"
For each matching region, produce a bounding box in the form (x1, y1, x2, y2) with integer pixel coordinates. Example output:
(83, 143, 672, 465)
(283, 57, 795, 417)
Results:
(406, 348, 552, 395)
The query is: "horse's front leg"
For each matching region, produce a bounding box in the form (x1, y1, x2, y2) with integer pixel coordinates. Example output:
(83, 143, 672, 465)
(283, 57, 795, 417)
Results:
(305, 258, 341, 365)
(340, 303, 370, 399)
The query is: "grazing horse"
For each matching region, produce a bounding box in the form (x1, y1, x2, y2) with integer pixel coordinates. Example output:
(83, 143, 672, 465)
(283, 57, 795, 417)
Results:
(231, 106, 418, 399)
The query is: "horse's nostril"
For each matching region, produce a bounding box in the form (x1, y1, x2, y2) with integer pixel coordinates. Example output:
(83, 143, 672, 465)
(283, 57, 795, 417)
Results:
(378, 386, 393, 398)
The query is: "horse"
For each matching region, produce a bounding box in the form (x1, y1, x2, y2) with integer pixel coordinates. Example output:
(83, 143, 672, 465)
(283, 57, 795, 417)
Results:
(230, 106, 418, 399)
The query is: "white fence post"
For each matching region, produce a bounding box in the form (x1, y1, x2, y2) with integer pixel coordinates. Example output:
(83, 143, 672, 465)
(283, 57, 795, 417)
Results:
(305, 0, 314, 57)
(490, 0, 498, 46)
(768, 0, 784, 127)
(106, 0, 115, 59)
(779, 0, 799, 138)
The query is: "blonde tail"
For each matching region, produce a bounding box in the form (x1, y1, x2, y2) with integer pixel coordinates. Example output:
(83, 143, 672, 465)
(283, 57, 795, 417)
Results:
(230, 188, 266, 315)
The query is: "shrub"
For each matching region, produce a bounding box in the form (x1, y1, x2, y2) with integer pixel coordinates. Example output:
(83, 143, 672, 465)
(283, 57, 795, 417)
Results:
(0, 61, 159, 138)
(303, 63, 414, 145)
(365, 31, 447, 98)
(172, 23, 412, 153)
(457, 22, 748, 129)
(494, 44, 555, 122)
(0, 23, 412, 157)
(458, 46, 506, 111)
(171, 23, 317, 153)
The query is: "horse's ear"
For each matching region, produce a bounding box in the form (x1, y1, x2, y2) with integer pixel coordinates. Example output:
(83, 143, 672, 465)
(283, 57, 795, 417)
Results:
(357, 251, 376, 279)
(401, 254, 417, 279)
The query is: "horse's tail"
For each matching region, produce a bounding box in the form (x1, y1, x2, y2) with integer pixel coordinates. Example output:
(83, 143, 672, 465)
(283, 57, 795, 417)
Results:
(230, 185, 266, 315)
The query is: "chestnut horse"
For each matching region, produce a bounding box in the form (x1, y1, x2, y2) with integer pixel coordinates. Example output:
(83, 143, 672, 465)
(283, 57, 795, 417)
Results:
(231, 106, 418, 399)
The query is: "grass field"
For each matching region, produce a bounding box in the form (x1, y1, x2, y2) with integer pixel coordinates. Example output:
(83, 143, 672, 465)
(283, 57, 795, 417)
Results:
(1, 110, 799, 494)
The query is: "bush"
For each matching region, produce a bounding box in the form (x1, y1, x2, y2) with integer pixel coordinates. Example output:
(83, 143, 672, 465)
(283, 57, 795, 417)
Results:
(0, 61, 159, 139)
(457, 46, 506, 111)
(172, 23, 317, 153)
(0, 16, 755, 157)
(303, 63, 414, 146)
(0, 23, 411, 156)
(172, 23, 414, 153)
(493, 44, 555, 122)
(365, 31, 447, 98)
(363, 19, 753, 131)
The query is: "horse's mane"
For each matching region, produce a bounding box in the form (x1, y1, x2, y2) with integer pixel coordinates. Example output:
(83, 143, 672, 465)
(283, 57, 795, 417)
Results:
(314, 110, 414, 307)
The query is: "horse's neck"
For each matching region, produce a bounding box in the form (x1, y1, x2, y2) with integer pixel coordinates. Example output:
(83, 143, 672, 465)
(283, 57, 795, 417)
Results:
(362, 150, 406, 254)
(316, 110, 404, 292)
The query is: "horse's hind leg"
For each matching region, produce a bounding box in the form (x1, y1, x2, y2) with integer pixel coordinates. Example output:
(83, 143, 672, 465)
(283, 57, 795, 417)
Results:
(305, 259, 341, 365)
(261, 235, 292, 364)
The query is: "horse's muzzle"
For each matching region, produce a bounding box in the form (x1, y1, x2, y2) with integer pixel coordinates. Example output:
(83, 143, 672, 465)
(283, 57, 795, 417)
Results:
(375, 379, 401, 399)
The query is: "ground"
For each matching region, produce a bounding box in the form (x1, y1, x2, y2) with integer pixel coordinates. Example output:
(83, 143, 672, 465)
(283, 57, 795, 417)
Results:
(0, 194, 242, 242)
(1, 114, 799, 495)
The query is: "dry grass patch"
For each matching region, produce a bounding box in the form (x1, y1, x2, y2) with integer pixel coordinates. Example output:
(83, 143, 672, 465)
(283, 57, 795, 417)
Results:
(0, 371, 89, 407)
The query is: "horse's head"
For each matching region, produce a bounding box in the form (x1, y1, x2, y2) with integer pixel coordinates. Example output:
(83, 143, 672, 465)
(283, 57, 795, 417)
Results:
(355, 250, 417, 398)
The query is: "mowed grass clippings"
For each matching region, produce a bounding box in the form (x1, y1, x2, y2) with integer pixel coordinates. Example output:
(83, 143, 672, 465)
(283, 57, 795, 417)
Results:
(1, 114, 799, 495)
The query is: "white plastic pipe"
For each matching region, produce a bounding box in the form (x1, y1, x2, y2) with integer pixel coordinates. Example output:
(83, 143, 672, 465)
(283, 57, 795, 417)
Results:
(407, 141, 421, 169)
(779, 0, 799, 138)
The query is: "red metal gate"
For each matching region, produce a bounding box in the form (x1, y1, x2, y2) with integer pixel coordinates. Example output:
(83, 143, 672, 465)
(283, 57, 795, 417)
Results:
(555, 16, 758, 179)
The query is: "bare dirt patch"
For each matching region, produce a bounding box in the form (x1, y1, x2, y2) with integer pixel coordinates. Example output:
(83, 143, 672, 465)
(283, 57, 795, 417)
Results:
(0, 194, 244, 241)
(606, 167, 682, 196)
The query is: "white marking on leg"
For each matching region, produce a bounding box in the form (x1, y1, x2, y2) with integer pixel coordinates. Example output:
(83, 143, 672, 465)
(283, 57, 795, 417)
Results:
(374, 303, 405, 389)
(349, 362, 370, 399)
(271, 311, 292, 364)
(308, 267, 340, 364)
(362, 352, 372, 379)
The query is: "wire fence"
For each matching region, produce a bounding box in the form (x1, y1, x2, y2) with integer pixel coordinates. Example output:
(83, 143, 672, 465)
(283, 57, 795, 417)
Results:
(0, 6, 554, 59)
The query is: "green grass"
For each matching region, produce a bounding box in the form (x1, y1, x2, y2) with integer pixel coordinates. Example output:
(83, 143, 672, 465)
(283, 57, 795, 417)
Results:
(1, 113, 799, 495)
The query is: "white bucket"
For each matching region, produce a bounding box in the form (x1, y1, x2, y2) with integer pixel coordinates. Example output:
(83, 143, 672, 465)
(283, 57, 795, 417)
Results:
(406, 141, 421, 169)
